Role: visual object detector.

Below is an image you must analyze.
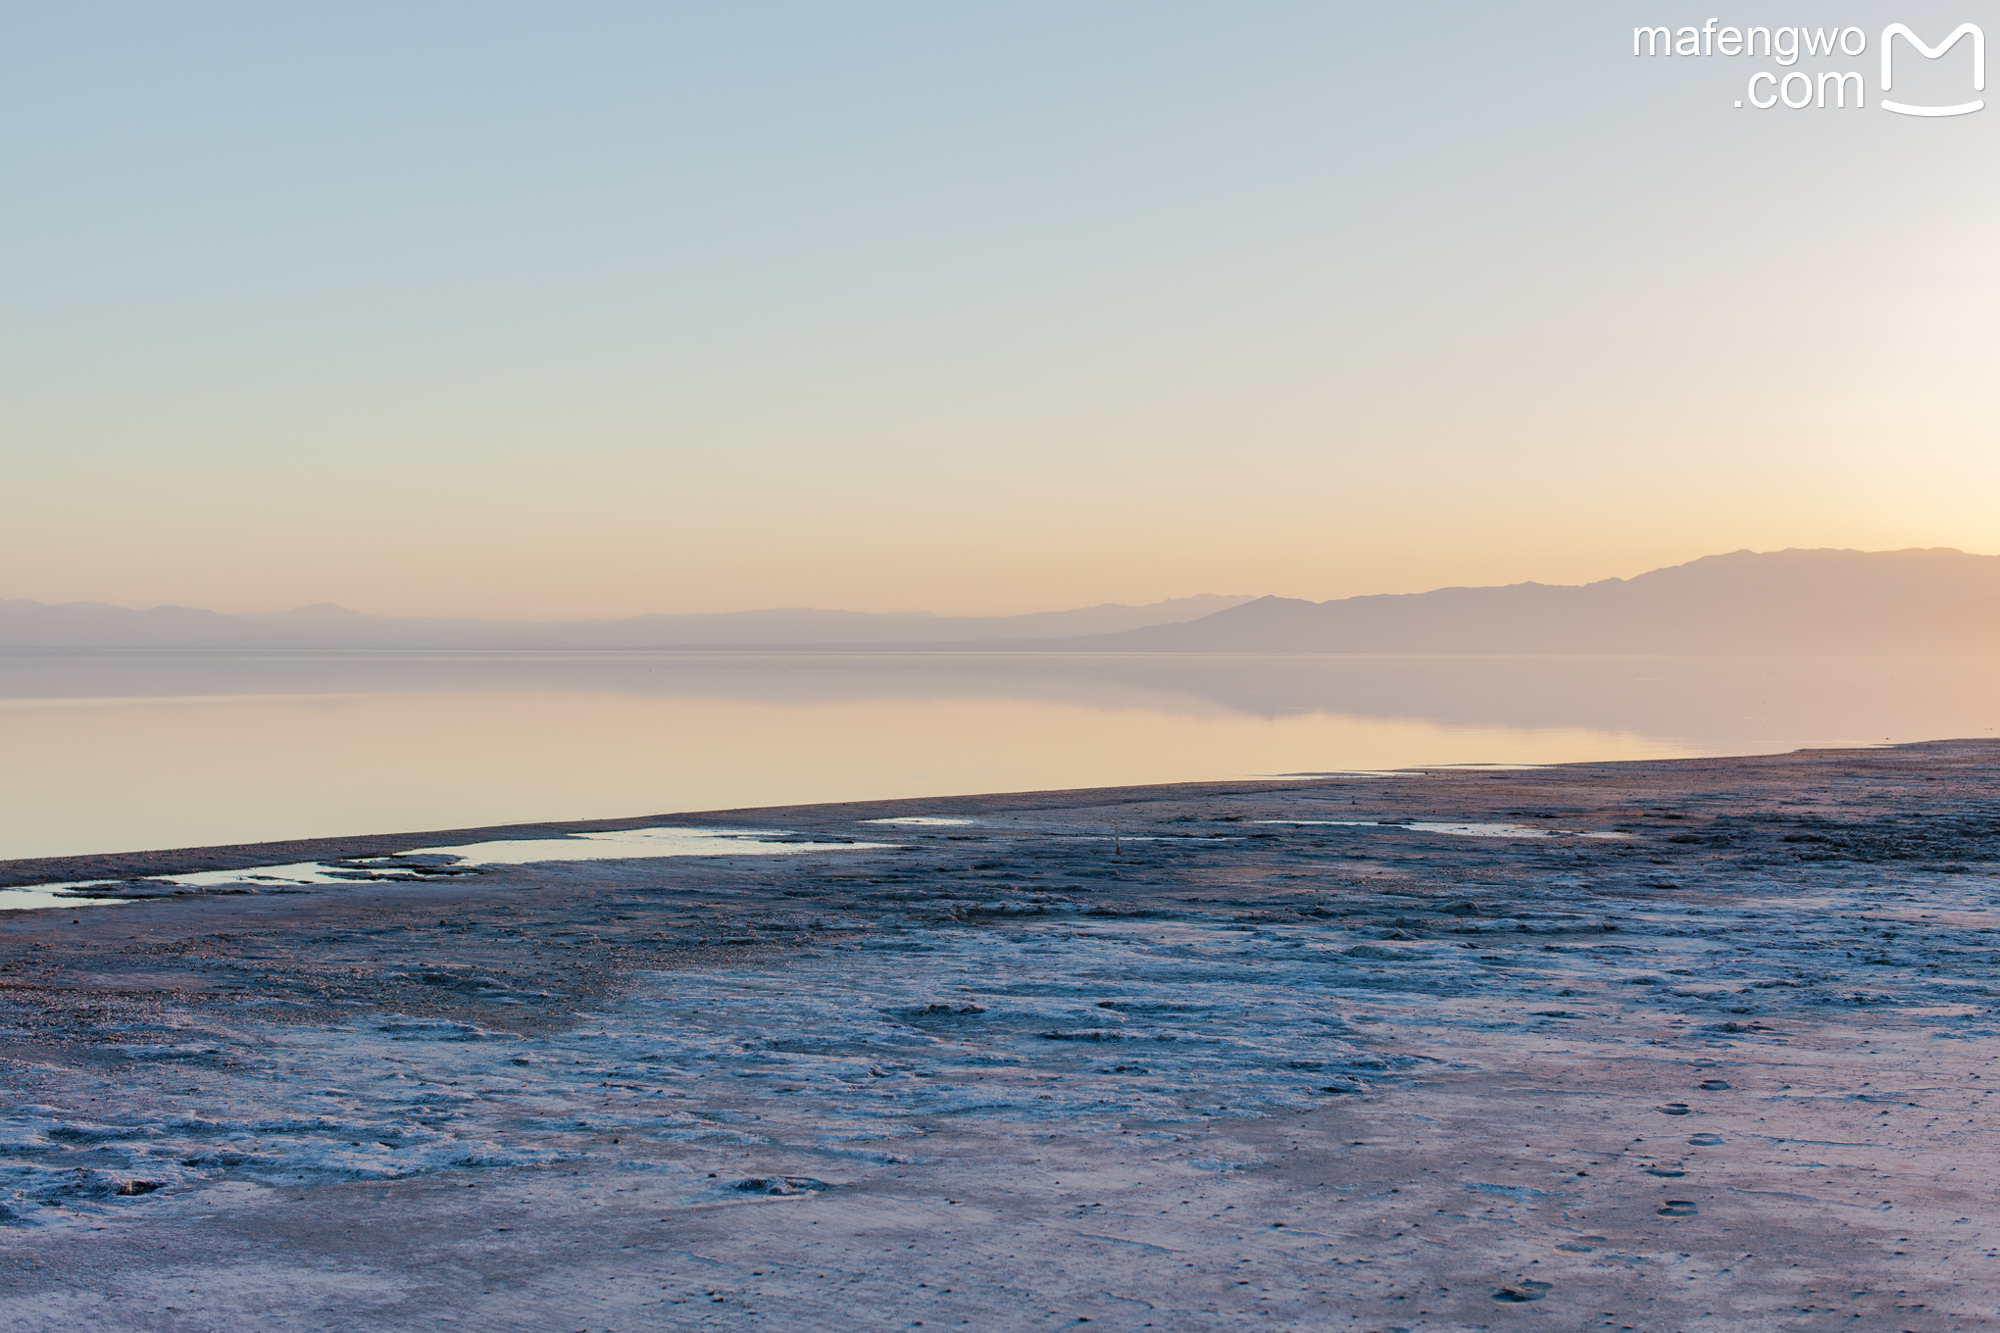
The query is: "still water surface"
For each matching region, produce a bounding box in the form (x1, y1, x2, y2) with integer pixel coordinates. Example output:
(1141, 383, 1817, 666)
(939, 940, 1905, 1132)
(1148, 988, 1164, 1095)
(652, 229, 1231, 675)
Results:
(2, 650, 1994, 861)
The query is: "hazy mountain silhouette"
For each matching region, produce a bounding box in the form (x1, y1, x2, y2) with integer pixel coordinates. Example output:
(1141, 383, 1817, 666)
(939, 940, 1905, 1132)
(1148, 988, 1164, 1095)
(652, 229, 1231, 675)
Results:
(1044, 549, 2000, 654)
(0, 601, 290, 649)
(8, 550, 1999, 652)
(0, 594, 1251, 649)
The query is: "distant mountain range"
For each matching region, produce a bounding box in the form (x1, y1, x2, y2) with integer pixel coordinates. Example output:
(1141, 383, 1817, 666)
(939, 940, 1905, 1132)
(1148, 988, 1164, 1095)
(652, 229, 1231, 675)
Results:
(5, 549, 1998, 653)
(0, 594, 1253, 649)
(1047, 548, 2000, 655)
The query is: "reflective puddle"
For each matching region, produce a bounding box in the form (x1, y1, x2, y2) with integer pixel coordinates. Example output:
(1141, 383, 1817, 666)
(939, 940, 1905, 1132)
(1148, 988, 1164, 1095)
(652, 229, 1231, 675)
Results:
(6, 827, 893, 909)
(1254, 820, 1632, 839)
(0, 886, 132, 913)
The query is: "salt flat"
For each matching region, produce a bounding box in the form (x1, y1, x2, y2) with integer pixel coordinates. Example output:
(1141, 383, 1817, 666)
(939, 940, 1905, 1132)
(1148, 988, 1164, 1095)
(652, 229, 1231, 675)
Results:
(3, 741, 1998, 1330)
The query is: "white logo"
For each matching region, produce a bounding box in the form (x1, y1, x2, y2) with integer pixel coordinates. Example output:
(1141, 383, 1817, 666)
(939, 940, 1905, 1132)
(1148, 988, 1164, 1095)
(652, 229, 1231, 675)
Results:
(1632, 20, 1985, 116)
(1880, 23, 1984, 116)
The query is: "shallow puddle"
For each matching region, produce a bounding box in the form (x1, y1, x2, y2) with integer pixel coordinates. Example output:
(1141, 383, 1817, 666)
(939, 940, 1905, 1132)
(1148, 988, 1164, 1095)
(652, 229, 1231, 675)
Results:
(0, 886, 132, 913)
(12, 828, 894, 902)
(400, 827, 892, 865)
(1255, 819, 1631, 839)
(861, 817, 978, 827)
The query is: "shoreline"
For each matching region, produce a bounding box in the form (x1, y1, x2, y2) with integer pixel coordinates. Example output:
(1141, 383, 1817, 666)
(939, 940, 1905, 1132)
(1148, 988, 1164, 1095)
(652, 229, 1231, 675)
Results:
(0, 738, 1961, 891)
(0, 775, 1331, 891)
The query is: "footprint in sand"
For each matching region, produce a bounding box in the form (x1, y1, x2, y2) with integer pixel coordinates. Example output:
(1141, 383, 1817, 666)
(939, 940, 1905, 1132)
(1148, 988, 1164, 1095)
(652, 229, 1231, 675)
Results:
(1656, 1102, 1692, 1115)
(1698, 1079, 1731, 1091)
(1688, 1134, 1724, 1146)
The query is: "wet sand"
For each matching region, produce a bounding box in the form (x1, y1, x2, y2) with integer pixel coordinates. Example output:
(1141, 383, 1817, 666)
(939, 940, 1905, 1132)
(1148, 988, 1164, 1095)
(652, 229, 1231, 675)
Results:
(3, 741, 1998, 1330)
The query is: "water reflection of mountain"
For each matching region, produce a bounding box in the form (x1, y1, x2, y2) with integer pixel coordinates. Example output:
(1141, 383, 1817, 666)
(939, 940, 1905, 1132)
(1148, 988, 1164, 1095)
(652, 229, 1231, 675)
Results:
(3, 650, 1993, 756)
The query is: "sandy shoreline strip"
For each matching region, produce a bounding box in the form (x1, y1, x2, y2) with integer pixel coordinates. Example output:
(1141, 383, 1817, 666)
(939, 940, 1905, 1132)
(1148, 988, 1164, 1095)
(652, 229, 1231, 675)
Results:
(0, 776, 1345, 890)
(3, 740, 1998, 1330)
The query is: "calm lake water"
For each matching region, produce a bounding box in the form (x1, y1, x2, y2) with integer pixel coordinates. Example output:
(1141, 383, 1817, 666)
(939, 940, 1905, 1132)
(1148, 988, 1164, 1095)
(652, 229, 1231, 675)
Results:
(2, 650, 1995, 861)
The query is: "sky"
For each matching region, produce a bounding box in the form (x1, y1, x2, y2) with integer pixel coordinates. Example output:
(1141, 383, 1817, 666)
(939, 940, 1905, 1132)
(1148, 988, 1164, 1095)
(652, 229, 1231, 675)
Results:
(4, 2, 1997, 619)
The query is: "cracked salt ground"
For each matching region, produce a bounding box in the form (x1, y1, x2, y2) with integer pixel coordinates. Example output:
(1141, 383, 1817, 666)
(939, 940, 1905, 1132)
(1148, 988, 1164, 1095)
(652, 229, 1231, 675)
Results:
(11, 852, 1997, 1236)
(9, 745, 2000, 1330)
(579, 922, 1429, 1130)
(2, 920, 1433, 1225)
(9, 856, 2000, 1231)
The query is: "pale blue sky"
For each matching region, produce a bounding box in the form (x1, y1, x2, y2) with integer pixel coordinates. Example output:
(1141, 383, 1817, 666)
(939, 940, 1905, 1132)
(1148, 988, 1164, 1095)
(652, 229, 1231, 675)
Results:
(5, 2, 1996, 616)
